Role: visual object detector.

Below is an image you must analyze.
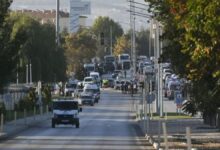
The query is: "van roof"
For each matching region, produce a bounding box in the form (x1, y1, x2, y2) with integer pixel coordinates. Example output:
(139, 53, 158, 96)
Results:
(90, 72, 99, 75)
(84, 83, 98, 89)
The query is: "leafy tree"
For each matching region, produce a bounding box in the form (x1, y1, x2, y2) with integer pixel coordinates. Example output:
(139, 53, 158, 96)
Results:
(92, 16, 124, 58)
(145, 0, 220, 120)
(136, 28, 150, 56)
(0, 0, 27, 91)
(8, 13, 66, 83)
(64, 27, 97, 74)
(113, 35, 130, 56)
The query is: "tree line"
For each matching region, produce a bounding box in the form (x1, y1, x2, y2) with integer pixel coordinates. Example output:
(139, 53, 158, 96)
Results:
(0, 0, 151, 90)
(0, 0, 66, 92)
(145, 0, 220, 123)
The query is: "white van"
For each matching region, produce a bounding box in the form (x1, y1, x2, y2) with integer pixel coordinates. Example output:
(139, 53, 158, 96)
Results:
(90, 72, 100, 83)
(83, 83, 100, 103)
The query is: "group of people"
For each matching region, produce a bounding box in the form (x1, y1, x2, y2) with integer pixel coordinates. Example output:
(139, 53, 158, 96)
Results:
(121, 81, 138, 96)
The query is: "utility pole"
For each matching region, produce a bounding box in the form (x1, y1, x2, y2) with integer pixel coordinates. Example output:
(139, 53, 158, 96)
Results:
(130, 0, 133, 65)
(153, 19, 159, 113)
(159, 25, 164, 117)
(130, 0, 136, 73)
(29, 62, 32, 84)
(26, 64, 28, 84)
(56, 0, 60, 47)
(149, 19, 152, 58)
(110, 26, 113, 55)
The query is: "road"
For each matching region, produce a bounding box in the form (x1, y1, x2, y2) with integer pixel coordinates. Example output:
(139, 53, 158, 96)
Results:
(0, 88, 154, 150)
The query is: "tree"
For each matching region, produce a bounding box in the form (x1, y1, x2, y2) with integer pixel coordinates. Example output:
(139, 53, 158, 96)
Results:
(0, 0, 27, 91)
(136, 28, 150, 56)
(92, 16, 124, 58)
(113, 35, 130, 56)
(64, 28, 97, 74)
(8, 12, 66, 83)
(145, 0, 220, 121)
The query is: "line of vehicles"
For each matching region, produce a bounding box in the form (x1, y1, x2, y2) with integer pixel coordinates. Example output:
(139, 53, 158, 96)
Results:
(83, 53, 131, 75)
(51, 71, 102, 128)
(50, 53, 187, 128)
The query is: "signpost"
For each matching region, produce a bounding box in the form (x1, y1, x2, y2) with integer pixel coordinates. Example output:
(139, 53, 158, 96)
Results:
(175, 91, 183, 113)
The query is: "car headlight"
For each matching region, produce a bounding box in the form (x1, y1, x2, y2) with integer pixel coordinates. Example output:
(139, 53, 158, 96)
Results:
(54, 113, 58, 118)
(73, 114, 78, 118)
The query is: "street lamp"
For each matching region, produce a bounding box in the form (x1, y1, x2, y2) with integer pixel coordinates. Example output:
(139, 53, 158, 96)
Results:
(26, 64, 28, 84)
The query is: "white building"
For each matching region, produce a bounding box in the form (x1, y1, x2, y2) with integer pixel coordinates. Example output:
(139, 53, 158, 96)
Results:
(69, 0, 91, 33)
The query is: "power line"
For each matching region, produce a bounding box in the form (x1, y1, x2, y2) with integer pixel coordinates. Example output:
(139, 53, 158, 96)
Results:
(129, 4, 148, 12)
(127, 10, 152, 18)
(127, 0, 149, 7)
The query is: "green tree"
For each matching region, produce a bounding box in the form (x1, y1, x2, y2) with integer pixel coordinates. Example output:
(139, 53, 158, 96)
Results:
(8, 13, 66, 82)
(92, 16, 124, 58)
(0, 0, 27, 91)
(136, 28, 150, 56)
(64, 27, 97, 74)
(113, 35, 130, 56)
(145, 0, 220, 121)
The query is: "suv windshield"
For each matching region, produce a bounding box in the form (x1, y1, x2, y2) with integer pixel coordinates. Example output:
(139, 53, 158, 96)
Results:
(53, 101, 78, 110)
(85, 78, 93, 82)
(81, 96, 93, 99)
(85, 89, 99, 93)
(66, 83, 77, 88)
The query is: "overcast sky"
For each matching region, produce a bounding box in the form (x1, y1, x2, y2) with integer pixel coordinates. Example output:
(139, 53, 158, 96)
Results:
(11, 0, 150, 31)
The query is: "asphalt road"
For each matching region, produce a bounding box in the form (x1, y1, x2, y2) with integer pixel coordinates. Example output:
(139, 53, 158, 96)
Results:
(0, 88, 154, 150)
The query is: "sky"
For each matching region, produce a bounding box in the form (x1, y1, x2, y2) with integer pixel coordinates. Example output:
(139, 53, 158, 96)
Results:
(10, 0, 150, 32)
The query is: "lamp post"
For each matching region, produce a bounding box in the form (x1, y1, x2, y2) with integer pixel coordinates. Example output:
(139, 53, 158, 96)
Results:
(30, 62, 32, 84)
(26, 64, 28, 84)
(56, 0, 60, 47)
(110, 26, 113, 56)
(152, 19, 164, 117)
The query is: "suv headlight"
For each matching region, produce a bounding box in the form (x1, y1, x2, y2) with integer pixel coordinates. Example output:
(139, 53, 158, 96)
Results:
(53, 114, 58, 118)
(73, 114, 78, 118)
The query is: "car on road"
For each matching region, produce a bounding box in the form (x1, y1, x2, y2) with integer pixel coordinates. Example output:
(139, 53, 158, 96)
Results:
(111, 70, 121, 79)
(64, 81, 77, 96)
(80, 92, 95, 106)
(74, 88, 83, 98)
(51, 99, 80, 128)
(114, 80, 121, 90)
(83, 83, 100, 103)
(83, 76, 95, 86)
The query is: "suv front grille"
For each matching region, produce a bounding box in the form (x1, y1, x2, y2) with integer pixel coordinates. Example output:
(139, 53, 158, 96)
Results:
(57, 114, 73, 119)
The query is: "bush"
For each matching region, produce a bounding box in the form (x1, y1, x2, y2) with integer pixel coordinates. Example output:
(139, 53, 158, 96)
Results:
(17, 88, 36, 111)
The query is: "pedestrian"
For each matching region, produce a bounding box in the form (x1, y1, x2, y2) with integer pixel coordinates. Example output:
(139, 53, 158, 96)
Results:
(131, 82, 134, 96)
(100, 78, 103, 88)
(121, 82, 124, 93)
(125, 82, 128, 94)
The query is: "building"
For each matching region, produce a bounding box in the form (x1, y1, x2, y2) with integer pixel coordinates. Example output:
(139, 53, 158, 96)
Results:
(15, 9, 70, 32)
(15, 0, 91, 33)
(69, 0, 91, 32)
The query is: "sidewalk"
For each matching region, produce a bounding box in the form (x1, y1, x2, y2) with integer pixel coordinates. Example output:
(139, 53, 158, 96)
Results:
(131, 94, 220, 149)
(137, 118, 220, 149)
(0, 113, 51, 140)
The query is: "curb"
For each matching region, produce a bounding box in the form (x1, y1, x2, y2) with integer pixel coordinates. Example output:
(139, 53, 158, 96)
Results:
(145, 134, 160, 150)
(0, 114, 51, 140)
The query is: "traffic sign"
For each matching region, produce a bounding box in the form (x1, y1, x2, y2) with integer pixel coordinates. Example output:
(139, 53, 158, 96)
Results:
(146, 93, 155, 104)
(175, 91, 183, 107)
